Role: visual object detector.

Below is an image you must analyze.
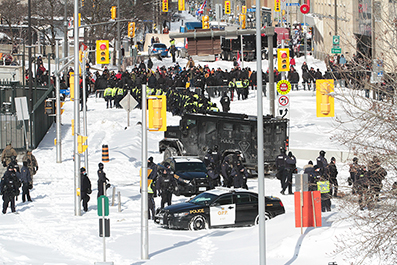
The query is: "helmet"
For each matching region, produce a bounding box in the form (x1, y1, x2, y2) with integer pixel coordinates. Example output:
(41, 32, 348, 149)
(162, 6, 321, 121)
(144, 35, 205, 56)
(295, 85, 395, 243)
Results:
(279, 147, 286, 154)
(163, 162, 170, 168)
(7, 164, 14, 170)
(98, 163, 104, 169)
(213, 145, 219, 151)
(319, 150, 326, 156)
(6, 141, 11, 146)
(207, 148, 212, 154)
(353, 157, 358, 163)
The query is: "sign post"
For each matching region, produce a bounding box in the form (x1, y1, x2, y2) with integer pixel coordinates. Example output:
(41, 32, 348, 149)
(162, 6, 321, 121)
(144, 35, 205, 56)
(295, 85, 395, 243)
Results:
(96, 196, 113, 265)
(119, 91, 138, 127)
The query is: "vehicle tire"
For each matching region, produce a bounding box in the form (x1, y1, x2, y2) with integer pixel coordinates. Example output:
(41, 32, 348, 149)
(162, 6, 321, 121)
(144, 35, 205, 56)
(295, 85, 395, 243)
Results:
(255, 212, 271, 224)
(189, 215, 208, 230)
(164, 147, 178, 160)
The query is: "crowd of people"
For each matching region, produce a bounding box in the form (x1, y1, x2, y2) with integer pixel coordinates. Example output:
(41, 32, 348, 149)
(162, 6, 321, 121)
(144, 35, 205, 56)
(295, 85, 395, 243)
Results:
(0, 142, 38, 214)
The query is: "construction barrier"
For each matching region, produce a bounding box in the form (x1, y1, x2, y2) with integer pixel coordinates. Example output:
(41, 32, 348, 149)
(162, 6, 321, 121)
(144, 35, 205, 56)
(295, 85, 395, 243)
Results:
(102, 144, 109, 163)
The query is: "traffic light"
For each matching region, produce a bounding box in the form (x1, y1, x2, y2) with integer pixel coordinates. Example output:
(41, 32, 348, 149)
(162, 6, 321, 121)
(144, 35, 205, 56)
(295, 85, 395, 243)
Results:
(178, 0, 185, 11)
(45, 99, 55, 115)
(241, 14, 246, 29)
(56, 101, 65, 115)
(162, 0, 168, 12)
(242, 5, 246, 14)
(202, 15, 209, 29)
(128, 22, 135, 38)
(225, 1, 231, 14)
(79, 50, 83, 63)
(148, 95, 167, 131)
(70, 72, 74, 100)
(316, 79, 335, 117)
(277, 48, 290, 72)
(77, 135, 88, 154)
(111, 6, 116, 20)
(96, 40, 110, 64)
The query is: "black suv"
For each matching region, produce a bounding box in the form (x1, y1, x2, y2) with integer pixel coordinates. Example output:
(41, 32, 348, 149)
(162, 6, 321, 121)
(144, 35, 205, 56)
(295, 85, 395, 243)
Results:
(160, 157, 210, 197)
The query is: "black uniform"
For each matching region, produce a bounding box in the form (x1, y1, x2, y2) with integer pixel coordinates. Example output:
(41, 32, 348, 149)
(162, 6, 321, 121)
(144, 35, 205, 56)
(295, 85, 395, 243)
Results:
(80, 168, 92, 212)
(220, 92, 231, 113)
(221, 157, 232, 187)
(207, 164, 220, 189)
(316, 151, 328, 177)
(275, 149, 289, 192)
(282, 152, 296, 194)
(156, 167, 176, 208)
(327, 159, 338, 197)
(18, 164, 32, 202)
(97, 163, 109, 198)
(147, 157, 158, 219)
(230, 160, 249, 189)
(1, 166, 19, 214)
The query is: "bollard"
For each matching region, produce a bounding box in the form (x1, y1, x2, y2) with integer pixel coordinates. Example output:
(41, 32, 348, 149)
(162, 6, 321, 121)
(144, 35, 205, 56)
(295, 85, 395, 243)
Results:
(102, 144, 109, 163)
(118, 191, 121, 212)
(111, 186, 116, 206)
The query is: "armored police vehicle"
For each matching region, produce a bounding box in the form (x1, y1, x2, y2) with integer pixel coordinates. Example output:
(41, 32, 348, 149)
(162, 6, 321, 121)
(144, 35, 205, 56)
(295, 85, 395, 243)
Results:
(159, 112, 288, 174)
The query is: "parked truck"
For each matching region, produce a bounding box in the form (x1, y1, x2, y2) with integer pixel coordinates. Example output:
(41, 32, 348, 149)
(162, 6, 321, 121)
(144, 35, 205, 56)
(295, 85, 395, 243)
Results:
(159, 112, 289, 175)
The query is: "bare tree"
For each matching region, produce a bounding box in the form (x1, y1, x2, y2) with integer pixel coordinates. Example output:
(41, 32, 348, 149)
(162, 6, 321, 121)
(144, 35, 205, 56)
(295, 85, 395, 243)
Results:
(0, 0, 27, 46)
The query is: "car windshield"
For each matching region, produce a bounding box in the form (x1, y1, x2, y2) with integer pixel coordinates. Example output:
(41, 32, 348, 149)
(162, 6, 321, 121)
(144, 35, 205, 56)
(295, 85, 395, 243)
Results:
(175, 162, 207, 173)
(189, 192, 218, 205)
(154, 44, 167, 49)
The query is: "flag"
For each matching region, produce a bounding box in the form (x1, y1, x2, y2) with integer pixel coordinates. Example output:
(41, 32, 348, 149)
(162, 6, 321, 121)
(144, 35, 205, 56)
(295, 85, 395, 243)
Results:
(196, 0, 207, 16)
(237, 51, 241, 67)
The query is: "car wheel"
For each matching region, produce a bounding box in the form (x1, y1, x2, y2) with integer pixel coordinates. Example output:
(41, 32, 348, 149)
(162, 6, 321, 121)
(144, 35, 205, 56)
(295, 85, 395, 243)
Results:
(255, 212, 271, 224)
(164, 147, 178, 160)
(189, 215, 208, 230)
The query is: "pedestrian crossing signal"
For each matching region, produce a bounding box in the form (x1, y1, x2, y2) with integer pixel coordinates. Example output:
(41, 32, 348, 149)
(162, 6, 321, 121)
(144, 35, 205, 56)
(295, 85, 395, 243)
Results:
(162, 0, 168, 12)
(148, 95, 167, 131)
(78, 135, 88, 154)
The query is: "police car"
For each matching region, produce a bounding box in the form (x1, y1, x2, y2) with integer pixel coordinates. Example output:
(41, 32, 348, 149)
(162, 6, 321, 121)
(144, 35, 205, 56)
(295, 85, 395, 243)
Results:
(160, 157, 210, 197)
(154, 187, 285, 230)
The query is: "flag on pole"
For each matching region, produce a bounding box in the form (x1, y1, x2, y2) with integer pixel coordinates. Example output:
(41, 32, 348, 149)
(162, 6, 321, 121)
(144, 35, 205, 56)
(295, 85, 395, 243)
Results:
(196, 0, 207, 16)
(237, 51, 241, 67)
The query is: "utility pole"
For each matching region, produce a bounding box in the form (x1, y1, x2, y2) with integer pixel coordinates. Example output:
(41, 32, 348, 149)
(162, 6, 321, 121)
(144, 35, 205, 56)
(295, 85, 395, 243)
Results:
(117, 0, 121, 71)
(74, 0, 81, 216)
(334, 0, 338, 36)
(28, 0, 32, 148)
(55, 40, 62, 163)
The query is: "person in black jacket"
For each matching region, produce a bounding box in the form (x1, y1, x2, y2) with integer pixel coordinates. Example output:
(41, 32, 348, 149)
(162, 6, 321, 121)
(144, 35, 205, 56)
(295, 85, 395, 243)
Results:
(327, 157, 338, 197)
(80, 167, 92, 212)
(1, 165, 19, 214)
(147, 157, 158, 219)
(156, 163, 176, 208)
(282, 151, 296, 195)
(288, 67, 300, 90)
(221, 157, 232, 187)
(18, 161, 32, 202)
(97, 163, 109, 198)
(220, 92, 231, 113)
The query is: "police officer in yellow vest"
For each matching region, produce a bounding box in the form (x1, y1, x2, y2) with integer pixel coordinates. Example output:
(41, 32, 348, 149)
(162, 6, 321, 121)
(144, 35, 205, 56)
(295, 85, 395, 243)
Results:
(115, 87, 124, 109)
(317, 176, 331, 212)
(104, 87, 113, 108)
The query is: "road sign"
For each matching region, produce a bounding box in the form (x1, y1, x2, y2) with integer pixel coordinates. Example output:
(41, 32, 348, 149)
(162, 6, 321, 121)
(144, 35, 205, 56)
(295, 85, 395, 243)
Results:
(331, 47, 341, 54)
(278, 107, 290, 120)
(120, 93, 138, 112)
(332, 36, 340, 46)
(97, 196, 110, 216)
(277, 80, 291, 95)
(286, 2, 300, 6)
(278, 95, 289, 107)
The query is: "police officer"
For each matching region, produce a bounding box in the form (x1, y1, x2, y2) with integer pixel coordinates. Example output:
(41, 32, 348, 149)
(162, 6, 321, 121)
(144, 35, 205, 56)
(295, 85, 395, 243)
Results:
(355, 171, 370, 210)
(303, 160, 317, 191)
(281, 151, 296, 195)
(104, 86, 113, 108)
(220, 92, 231, 113)
(156, 163, 176, 208)
(317, 175, 331, 212)
(275, 147, 288, 193)
(221, 157, 232, 187)
(367, 157, 387, 204)
(203, 148, 213, 167)
(147, 157, 158, 219)
(18, 161, 32, 202)
(80, 167, 92, 212)
(327, 157, 338, 197)
(97, 163, 109, 198)
(0, 165, 19, 214)
(22, 149, 38, 177)
(316, 150, 328, 177)
(1, 141, 17, 167)
(207, 163, 220, 189)
(349, 157, 365, 194)
(231, 160, 249, 189)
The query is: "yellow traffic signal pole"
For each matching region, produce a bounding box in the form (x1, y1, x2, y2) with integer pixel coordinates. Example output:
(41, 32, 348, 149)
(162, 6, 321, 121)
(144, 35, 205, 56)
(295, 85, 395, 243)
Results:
(73, 0, 81, 216)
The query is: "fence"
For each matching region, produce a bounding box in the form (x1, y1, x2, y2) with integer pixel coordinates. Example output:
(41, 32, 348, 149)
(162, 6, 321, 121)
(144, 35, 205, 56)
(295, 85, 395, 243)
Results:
(0, 80, 55, 151)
